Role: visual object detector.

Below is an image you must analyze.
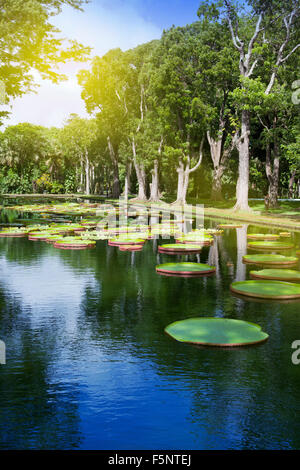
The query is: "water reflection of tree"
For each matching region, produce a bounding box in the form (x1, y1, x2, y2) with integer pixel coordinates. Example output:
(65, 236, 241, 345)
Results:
(1, 224, 300, 449)
(0, 240, 88, 449)
(78, 235, 300, 449)
(235, 225, 248, 282)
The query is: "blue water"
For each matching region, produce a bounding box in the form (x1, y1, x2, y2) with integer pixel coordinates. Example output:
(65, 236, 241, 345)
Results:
(0, 208, 300, 449)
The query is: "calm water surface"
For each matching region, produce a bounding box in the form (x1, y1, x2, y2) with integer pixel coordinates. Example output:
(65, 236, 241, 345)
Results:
(0, 204, 300, 449)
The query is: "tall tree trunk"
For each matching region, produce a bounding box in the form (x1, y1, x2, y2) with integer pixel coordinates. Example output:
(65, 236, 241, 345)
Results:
(265, 135, 280, 209)
(80, 156, 84, 193)
(207, 129, 239, 201)
(85, 151, 90, 195)
(172, 138, 204, 205)
(288, 170, 296, 198)
(211, 166, 224, 201)
(132, 137, 147, 201)
(149, 159, 160, 202)
(124, 160, 132, 201)
(207, 129, 223, 200)
(149, 137, 163, 202)
(107, 136, 120, 198)
(234, 110, 251, 211)
(173, 160, 188, 205)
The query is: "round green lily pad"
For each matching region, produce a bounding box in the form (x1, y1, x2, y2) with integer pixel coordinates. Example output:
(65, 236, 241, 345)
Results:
(247, 233, 280, 240)
(230, 280, 300, 299)
(53, 237, 96, 249)
(176, 235, 213, 245)
(164, 318, 268, 346)
(217, 224, 243, 229)
(243, 254, 298, 266)
(250, 269, 300, 282)
(158, 243, 203, 254)
(119, 244, 143, 251)
(156, 262, 216, 276)
(0, 228, 28, 237)
(108, 238, 145, 246)
(247, 241, 294, 250)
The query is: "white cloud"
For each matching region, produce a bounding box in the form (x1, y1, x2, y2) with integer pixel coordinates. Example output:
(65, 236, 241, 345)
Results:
(3, 1, 162, 129)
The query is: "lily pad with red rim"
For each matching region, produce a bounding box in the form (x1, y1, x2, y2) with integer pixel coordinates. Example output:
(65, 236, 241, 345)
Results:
(158, 243, 203, 254)
(250, 269, 300, 282)
(156, 262, 216, 276)
(230, 280, 300, 299)
(247, 241, 294, 250)
(243, 254, 298, 266)
(247, 233, 280, 240)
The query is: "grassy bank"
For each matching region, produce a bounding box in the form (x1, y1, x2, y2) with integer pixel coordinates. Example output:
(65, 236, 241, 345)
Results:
(1, 194, 300, 231)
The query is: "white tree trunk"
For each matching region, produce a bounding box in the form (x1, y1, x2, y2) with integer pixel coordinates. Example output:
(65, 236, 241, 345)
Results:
(132, 138, 147, 201)
(234, 110, 250, 211)
(149, 159, 161, 202)
(85, 151, 90, 195)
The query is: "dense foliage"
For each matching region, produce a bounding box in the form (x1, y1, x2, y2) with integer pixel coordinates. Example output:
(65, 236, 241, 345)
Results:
(0, 0, 299, 207)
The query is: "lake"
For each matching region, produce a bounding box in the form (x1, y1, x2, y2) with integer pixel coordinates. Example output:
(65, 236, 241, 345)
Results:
(0, 199, 299, 449)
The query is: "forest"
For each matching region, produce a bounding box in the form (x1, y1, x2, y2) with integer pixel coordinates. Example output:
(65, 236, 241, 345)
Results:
(0, 0, 299, 211)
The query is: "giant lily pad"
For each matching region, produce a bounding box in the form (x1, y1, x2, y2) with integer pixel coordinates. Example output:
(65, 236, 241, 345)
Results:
(0, 227, 28, 237)
(156, 262, 216, 276)
(217, 224, 243, 229)
(250, 269, 300, 282)
(176, 233, 213, 245)
(119, 244, 143, 251)
(158, 243, 203, 254)
(53, 237, 96, 249)
(247, 241, 294, 250)
(108, 237, 145, 246)
(230, 280, 300, 299)
(243, 254, 298, 266)
(247, 233, 280, 240)
(164, 318, 268, 346)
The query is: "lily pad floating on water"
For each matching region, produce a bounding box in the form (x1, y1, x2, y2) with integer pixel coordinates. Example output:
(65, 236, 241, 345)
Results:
(119, 244, 143, 251)
(243, 254, 298, 266)
(217, 224, 243, 229)
(250, 269, 300, 282)
(176, 234, 213, 245)
(0, 227, 28, 237)
(156, 262, 216, 277)
(28, 230, 62, 241)
(53, 237, 96, 250)
(158, 243, 203, 254)
(247, 241, 294, 250)
(108, 238, 146, 246)
(247, 233, 280, 240)
(164, 318, 268, 347)
(230, 280, 300, 300)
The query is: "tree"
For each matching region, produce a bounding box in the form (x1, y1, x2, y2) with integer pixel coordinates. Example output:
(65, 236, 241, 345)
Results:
(220, 0, 300, 211)
(0, 0, 90, 123)
(59, 115, 98, 195)
(145, 25, 207, 205)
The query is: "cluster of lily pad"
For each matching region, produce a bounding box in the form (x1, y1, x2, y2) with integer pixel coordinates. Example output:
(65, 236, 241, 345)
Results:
(230, 230, 300, 301)
(2, 202, 299, 346)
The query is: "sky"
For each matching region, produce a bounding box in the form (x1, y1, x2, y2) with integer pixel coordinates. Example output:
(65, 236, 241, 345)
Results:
(3, 0, 200, 129)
